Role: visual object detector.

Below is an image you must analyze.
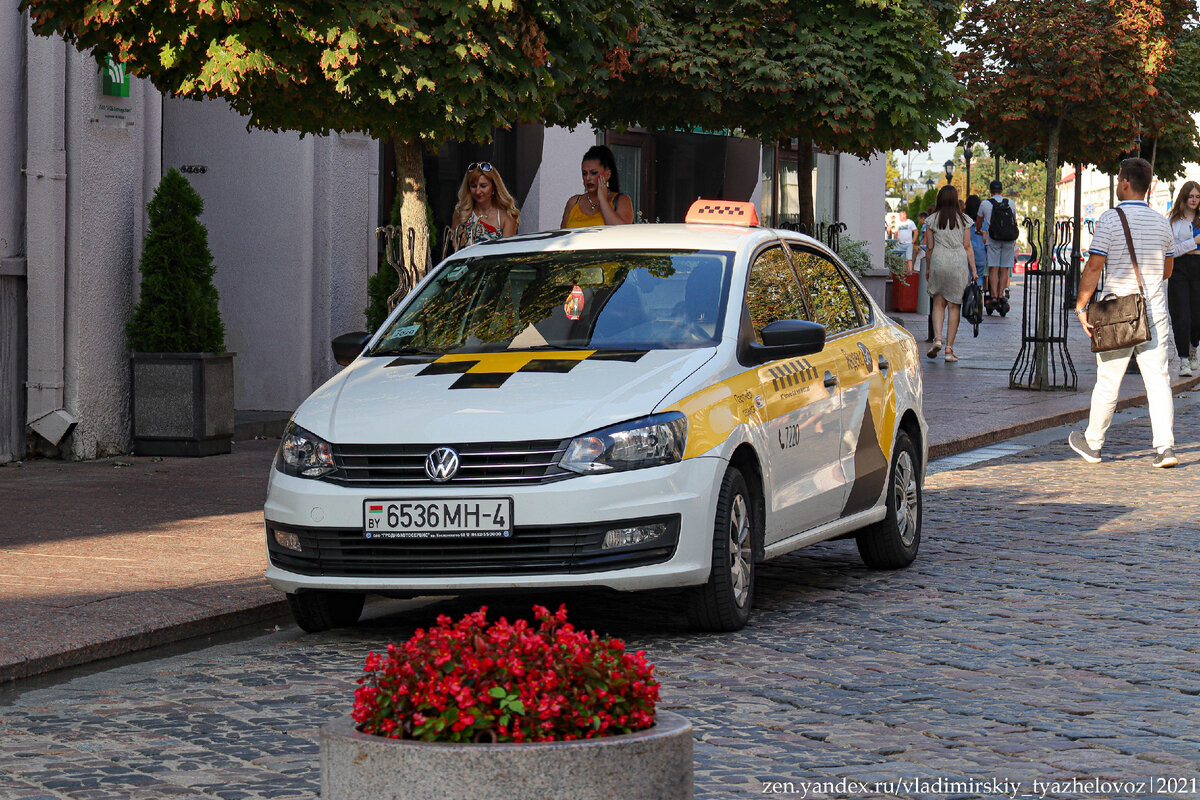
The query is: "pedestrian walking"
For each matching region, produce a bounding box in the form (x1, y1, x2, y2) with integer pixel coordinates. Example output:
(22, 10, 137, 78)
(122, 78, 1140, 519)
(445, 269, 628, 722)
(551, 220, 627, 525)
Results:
(561, 145, 634, 227)
(1166, 180, 1200, 376)
(895, 210, 919, 275)
(923, 185, 975, 363)
(976, 179, 1018, 315)
(1069, 157, 1177, 468)
(451, 162, 519, 250)
(964, 194, 988, 288)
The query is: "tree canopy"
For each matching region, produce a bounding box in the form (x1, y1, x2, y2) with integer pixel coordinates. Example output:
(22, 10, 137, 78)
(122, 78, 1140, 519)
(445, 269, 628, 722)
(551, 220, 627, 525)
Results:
(23, 0, 642, 145)
(587, 0, 964, 159)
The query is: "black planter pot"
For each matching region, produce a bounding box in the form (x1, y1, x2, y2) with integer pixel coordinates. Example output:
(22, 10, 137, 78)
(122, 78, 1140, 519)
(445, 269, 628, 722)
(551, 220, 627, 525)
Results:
(131, 352, 235, 457)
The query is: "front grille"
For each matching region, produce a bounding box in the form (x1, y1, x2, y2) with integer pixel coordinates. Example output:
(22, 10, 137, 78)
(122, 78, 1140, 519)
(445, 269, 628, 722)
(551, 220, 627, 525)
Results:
(266, 517, 679, 577)
(323, 439, 572, 488)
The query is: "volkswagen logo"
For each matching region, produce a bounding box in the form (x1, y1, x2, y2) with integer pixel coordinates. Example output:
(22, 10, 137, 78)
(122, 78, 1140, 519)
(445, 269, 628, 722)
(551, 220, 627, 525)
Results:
(424, 447, 460, 482)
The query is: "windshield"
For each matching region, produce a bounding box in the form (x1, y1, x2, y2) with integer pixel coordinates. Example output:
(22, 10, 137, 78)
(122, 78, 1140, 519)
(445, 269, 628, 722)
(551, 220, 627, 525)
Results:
(369, 249, 733, 355)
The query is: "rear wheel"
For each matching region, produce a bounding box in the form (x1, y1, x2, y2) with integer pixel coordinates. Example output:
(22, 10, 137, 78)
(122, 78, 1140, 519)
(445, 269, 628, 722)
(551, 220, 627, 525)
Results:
(687, 467, 756, 632)
(856, 431, 921, 569)
(286, 591, 365, 633)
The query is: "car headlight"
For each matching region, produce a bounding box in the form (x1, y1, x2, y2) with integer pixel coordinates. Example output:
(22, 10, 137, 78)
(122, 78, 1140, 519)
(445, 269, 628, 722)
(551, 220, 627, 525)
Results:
(560, 413, 687, 474)
(276, 422, 336, 478)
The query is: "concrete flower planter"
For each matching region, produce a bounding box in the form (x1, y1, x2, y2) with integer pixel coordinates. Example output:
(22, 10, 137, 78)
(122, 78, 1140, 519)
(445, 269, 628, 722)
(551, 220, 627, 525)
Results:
(131, 352, 234, 457)
(320, 711, 693, 800)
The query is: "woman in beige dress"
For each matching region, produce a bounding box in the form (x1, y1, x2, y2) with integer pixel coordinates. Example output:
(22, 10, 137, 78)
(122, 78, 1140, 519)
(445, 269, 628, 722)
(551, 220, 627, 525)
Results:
(923, 185, 975, 363)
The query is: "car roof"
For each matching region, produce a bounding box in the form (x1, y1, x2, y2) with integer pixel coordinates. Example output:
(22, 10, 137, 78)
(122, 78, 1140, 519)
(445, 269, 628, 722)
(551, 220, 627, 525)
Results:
(452, 223, 827, 258)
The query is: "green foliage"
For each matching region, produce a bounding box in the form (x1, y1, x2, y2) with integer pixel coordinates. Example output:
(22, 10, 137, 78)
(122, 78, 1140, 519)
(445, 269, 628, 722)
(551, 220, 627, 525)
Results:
(127, 169, 225, 353)
(22, 0, 645, 148)
(883, 247, 905, 278)
(836, 236, 873, 278)
(584, 0, 965, 157)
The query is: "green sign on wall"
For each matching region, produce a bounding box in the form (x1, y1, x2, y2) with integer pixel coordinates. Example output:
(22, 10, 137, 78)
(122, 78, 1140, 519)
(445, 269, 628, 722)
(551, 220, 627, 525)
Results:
(101, 54, 130, 98)
(94, 53, 133, 127)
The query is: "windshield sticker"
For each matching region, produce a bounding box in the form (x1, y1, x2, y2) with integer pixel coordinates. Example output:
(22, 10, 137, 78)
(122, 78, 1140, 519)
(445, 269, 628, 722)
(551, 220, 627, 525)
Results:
(445, 263, 470, 281)
(564, 285, 585, 321)
(394, 324, 420, 339)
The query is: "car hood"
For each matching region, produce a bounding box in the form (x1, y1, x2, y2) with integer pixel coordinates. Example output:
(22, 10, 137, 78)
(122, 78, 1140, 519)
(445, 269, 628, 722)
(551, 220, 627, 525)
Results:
(295, 348, 717, 444)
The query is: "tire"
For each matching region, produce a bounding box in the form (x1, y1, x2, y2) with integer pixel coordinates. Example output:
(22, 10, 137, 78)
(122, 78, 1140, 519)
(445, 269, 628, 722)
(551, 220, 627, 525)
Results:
(856, 431, 921, 569)
(687, 467, 756, 632)
(286, 591, 365, 633)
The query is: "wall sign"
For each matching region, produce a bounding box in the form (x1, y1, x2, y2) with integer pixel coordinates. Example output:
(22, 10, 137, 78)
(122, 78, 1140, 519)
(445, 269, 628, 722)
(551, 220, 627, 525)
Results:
(93, 53, 134, 128)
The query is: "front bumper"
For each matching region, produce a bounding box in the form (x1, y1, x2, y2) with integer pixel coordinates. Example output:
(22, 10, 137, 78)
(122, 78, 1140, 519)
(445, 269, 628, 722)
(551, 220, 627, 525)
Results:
(263, 455, 728, 594)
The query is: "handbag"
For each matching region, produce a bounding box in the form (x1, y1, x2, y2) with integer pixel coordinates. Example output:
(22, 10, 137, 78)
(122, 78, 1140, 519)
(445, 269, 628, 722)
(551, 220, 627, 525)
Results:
(961, 281, 983, 337)
(1086, 207, 1151, 353)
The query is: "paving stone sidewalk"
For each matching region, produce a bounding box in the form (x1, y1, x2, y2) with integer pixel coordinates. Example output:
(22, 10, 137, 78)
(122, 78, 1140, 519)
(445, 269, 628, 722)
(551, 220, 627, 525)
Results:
(1, 395, 1197, 799)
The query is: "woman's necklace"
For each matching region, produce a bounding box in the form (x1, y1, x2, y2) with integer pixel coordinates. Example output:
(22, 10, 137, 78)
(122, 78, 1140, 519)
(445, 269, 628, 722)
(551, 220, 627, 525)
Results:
(584, 194, 599, 215)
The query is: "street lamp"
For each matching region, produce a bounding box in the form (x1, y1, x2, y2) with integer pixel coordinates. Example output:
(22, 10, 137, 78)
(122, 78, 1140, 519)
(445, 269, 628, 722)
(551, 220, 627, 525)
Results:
(962, 138, 975, 197)
(944, 159, 955, 185)
(925, 177, 935, 192)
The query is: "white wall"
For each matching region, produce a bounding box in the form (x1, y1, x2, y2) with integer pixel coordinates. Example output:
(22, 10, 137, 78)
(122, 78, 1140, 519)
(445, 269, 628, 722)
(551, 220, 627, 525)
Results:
(520, 126, 598, 232)
(838, 152, 886, 269)
(162, 98, 373, 412)
(0, 1, 23, 262)
(61, 53, 157, 459)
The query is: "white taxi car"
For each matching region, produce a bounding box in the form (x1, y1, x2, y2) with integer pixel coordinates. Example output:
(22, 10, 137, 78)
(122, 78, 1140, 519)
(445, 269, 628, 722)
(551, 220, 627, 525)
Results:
(264, 201, 926, 633)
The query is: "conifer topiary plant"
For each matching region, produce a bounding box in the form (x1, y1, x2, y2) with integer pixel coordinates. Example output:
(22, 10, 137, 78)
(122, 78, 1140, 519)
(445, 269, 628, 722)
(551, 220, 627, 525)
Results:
(128, 168, 225, 353)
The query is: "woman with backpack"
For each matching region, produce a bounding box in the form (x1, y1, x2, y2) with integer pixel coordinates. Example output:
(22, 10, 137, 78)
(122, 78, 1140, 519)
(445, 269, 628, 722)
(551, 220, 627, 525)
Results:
(924, 185, 976, 363)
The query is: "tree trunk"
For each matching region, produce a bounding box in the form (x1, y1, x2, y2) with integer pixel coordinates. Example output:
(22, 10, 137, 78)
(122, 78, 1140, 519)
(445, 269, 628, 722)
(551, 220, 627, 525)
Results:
(390, 140, 430, 306)
(798, 143, 815, 233)
(1033, 115, 1064, 389)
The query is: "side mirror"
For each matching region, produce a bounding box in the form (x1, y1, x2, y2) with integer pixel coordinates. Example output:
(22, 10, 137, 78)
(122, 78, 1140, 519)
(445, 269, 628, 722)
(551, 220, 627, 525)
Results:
(332, 331, 371, 366)
(744, 320, 825, 365)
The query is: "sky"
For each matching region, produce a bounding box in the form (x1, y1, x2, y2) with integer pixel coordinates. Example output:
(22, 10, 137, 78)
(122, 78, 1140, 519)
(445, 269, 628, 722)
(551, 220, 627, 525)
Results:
(894, 124, 960, 182)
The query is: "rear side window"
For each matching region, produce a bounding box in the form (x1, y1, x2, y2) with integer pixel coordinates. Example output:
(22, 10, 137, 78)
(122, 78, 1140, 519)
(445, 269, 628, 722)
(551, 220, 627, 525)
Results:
(745, 246, 809, 345)
(788, 248, 863, 337)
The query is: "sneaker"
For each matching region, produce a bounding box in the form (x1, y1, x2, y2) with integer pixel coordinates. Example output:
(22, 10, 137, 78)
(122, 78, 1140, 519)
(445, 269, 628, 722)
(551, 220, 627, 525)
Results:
(1068, 431, 1102, 463)
(1182, 363, 1194, 377)
(1190, 348, 1199, 372)
(1152, 448, 1178, 468)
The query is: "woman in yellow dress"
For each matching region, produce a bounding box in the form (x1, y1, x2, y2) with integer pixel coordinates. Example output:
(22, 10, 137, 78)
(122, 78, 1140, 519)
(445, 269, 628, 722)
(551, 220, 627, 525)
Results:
(560, 145, 635, 228)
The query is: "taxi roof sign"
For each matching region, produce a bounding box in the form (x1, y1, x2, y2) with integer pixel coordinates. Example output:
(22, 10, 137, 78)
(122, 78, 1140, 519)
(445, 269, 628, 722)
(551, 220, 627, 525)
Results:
(684, 200, 760, 227)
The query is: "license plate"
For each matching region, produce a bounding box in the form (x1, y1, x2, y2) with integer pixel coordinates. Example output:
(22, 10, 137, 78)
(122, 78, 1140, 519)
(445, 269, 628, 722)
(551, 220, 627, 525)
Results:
(363, 498, 513, 540)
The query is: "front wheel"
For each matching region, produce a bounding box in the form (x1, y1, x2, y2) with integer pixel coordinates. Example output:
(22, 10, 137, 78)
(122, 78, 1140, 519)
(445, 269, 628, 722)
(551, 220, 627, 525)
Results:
(286, 591, 365, 633)
(856, 431, 921, 569)
(687, 467, 756, 632)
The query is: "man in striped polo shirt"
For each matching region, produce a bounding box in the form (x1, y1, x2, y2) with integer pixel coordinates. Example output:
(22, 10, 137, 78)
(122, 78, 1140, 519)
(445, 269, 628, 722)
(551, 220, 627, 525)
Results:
(1069, 157, 1178, 468)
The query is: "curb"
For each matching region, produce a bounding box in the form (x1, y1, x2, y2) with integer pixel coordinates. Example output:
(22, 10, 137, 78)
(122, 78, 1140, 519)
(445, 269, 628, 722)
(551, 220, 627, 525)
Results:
(929, 374, 1200, 461)
(0, 600, 290, 684)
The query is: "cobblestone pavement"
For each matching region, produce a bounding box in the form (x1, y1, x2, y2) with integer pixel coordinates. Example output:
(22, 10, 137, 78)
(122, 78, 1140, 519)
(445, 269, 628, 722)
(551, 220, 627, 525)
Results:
(1, 396, 1198, 799)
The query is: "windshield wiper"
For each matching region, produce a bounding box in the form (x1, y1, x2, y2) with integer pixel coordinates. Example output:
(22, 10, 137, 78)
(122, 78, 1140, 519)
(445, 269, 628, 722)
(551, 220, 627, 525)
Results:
(369, 345, 445, 357)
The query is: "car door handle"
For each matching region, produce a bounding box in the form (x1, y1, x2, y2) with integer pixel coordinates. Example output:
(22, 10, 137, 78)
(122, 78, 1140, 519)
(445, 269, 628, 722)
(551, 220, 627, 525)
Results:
(877, 356, 889, 373)
(823, 371, 837, 388)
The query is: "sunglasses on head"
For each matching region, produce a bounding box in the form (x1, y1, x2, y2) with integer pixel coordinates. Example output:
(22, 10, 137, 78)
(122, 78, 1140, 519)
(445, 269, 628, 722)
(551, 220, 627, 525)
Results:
(467, 162, 493, 174)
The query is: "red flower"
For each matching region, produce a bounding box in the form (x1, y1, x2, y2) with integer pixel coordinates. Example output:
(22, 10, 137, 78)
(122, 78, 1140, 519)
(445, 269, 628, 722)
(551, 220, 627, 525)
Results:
(352, 604, 659, 743)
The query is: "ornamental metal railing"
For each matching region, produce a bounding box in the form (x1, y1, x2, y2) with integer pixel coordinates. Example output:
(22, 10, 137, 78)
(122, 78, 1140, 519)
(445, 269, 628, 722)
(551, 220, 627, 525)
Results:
(1009, 216, 1077, 391)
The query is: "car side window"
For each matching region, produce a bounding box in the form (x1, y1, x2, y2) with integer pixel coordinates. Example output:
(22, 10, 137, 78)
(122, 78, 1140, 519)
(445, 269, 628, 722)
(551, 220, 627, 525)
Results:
(745, 246, 809, 345)
(788, 247, 863, 336)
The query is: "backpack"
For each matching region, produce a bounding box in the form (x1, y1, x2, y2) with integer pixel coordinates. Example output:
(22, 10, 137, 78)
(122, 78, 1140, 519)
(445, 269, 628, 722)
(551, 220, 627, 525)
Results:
(989, 198, 1019, 242)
